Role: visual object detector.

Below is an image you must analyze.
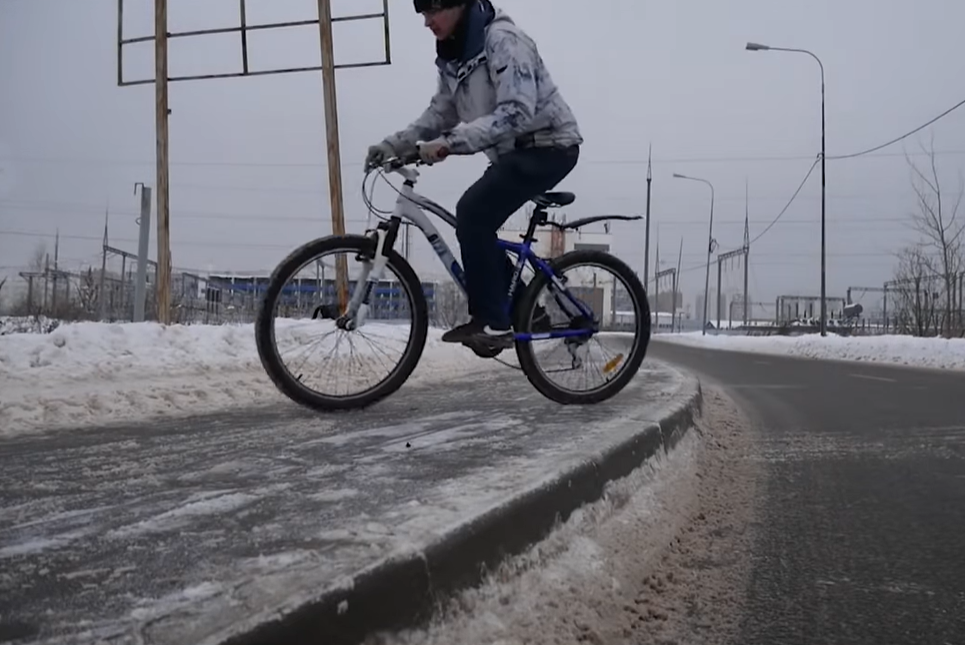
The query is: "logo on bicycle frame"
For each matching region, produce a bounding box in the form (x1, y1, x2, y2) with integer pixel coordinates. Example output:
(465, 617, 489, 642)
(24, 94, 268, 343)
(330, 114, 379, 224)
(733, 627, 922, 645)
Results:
(427, 233, 466, 289)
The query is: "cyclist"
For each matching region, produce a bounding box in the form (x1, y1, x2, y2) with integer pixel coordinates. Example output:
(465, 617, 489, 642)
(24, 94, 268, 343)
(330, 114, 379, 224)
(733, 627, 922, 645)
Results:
(365, 0, 582, 347)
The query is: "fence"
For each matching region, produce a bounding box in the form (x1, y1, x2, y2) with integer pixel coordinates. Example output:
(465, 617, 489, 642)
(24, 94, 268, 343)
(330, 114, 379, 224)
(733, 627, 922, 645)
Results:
(0, 261, 450, 327)
(4, 251, 960, 338)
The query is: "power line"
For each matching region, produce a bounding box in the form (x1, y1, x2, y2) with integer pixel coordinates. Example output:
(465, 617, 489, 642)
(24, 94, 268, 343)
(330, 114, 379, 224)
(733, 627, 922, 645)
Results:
(828, 96, 965, 160)
(2, 181, 933, 202)
(0, 227, 906, 257)
(0, 198, 925, 228)
(0, 229, 309, 250)
(748, 160, 821, 247)
(740, 94, 965, 250)
(3, 147, 965, 170)
(0, 200, 374, 224)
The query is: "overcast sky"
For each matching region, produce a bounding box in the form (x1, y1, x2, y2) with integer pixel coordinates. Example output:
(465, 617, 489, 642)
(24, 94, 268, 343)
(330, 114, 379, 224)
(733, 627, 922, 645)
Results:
(2, 0, 964, 311)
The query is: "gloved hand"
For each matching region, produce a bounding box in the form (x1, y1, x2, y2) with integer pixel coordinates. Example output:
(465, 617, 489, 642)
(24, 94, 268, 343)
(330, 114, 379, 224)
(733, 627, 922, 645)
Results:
(365, 139, 419, 171)
(365, 141, 395, 170)
(419, 137, 451, 165)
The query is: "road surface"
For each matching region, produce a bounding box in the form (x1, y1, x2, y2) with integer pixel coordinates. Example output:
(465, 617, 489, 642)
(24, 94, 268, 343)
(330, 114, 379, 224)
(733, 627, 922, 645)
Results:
(649, 340, 965, 644)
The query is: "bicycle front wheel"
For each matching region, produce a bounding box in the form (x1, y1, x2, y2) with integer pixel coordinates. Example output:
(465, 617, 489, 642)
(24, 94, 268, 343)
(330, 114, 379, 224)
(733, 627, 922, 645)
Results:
(513, 249, 651, 405)
(255, 234, 429, 411)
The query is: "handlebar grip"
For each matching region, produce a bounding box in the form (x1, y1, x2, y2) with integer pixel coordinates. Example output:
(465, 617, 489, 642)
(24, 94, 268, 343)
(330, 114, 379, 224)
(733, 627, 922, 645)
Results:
(399, 150, 422, 165)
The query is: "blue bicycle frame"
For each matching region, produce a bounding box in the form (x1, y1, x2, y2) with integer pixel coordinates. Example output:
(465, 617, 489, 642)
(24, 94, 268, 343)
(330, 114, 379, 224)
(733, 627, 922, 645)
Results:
(497, 237, 596, 342)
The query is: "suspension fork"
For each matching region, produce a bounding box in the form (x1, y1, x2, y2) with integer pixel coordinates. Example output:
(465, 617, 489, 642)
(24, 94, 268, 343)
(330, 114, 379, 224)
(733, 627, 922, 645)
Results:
(336, 217, 401, 330)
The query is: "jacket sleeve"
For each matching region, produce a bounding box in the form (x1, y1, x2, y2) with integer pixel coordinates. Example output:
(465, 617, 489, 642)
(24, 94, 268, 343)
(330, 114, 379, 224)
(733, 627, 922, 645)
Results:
(385, 71, 460, 150)
(444, 28, 538, 154)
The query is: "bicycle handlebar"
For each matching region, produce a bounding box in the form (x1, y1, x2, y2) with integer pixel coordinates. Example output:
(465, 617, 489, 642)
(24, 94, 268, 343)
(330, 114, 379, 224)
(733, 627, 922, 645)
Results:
(393, 150, 424, 168)
(368, 144, 451, 173)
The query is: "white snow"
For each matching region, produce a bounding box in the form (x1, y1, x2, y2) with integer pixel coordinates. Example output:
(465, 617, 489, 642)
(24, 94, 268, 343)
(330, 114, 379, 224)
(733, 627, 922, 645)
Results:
(655, 331, 965, 370)
(0, 320, 501, 437)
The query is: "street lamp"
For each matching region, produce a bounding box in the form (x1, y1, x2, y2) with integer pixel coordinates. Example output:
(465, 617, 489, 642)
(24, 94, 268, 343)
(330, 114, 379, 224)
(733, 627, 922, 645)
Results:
(745, 41, 827, 337)
(673, 172, 716, 336)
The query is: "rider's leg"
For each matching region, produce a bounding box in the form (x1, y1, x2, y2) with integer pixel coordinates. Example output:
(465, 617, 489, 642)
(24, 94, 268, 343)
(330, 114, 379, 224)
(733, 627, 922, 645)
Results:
(442, 144, 580, 344)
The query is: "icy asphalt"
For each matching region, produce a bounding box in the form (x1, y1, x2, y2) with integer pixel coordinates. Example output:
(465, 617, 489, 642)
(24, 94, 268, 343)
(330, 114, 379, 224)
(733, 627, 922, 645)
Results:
(0, 346, 699, 645)
(651, 340, 965, 645)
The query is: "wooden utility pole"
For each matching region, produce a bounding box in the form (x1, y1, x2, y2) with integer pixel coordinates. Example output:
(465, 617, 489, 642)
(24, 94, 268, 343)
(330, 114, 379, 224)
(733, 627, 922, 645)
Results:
(155, 0, 172, 324)
(317, 0, 349, 312)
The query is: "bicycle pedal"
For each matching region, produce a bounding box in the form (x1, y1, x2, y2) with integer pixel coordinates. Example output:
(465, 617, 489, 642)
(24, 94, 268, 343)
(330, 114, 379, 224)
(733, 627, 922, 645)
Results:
(462, 339, 505, 359)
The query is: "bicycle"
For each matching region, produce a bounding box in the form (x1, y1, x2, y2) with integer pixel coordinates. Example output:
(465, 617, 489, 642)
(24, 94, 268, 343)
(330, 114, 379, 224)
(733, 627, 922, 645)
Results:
(254, 150, 651, 410)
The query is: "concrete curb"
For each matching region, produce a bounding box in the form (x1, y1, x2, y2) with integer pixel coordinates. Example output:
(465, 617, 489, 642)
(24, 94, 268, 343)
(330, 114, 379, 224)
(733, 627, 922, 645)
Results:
(221, 372, 703, 645)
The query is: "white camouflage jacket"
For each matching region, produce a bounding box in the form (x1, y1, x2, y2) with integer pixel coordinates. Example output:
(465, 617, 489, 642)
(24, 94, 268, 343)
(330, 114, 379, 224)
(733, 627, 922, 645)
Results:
(385, 1, 583, 162)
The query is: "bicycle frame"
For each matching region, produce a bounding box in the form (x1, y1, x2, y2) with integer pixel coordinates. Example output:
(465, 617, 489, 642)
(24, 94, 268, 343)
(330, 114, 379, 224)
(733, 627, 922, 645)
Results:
(348, 164, 596, 342)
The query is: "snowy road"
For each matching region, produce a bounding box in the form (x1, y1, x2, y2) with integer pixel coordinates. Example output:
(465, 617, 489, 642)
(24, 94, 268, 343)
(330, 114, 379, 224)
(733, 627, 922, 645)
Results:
(649, 340, 965, 644)
(0, 352, 691, 645)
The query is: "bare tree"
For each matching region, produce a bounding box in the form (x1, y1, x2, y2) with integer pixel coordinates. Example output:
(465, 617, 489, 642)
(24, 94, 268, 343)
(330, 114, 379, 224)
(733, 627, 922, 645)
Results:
(904, 135, 965, 337)
(890, 245, 943, 336)
(77, 267, 100, 317)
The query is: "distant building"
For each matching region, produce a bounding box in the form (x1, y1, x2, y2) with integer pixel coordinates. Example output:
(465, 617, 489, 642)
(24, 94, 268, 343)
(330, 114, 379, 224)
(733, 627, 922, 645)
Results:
(202, 272, 439, 321)
(650, 290, 683, 313)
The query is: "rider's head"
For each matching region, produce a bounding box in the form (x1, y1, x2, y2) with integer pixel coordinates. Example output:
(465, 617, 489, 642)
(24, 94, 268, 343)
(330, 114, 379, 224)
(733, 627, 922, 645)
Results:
(414, 0, 470, 40)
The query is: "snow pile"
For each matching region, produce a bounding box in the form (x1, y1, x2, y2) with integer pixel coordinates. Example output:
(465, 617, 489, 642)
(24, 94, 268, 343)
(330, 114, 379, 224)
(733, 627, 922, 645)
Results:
(0, 320, 499, 436)
(656, 331, 965, 370)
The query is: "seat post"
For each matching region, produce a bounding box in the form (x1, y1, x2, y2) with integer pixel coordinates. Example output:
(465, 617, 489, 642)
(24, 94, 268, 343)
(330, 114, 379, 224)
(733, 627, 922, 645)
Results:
(522, 206, 548, 245)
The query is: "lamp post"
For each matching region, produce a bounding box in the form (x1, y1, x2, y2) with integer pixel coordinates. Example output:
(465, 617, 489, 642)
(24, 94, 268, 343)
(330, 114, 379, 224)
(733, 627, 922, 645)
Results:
(746, 41, 827, 337)
(673, 173, 716, 336)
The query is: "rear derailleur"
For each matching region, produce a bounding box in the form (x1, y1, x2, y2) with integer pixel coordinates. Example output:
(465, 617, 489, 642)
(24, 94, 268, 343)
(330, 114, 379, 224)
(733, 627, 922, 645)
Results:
(564, 315, 596, 370)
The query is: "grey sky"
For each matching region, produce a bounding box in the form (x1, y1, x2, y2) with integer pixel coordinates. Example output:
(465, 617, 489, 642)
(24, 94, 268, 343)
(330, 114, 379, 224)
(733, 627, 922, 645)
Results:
(2, 0, 964, 311)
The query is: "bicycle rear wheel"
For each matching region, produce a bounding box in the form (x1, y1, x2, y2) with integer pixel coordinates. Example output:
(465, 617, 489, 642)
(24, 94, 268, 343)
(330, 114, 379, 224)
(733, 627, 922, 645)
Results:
(513, 249, 651, 404)
(255, 234, 429, 411)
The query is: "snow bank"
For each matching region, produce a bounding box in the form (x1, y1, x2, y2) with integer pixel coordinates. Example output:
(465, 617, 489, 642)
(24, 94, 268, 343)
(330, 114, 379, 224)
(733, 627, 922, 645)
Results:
(655, 331, 965, 370)
(0, 320, 498, 437)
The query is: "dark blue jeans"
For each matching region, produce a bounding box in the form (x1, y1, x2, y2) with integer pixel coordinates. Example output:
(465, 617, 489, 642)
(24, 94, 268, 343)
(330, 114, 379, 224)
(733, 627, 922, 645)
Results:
(455, 145, 580, 329)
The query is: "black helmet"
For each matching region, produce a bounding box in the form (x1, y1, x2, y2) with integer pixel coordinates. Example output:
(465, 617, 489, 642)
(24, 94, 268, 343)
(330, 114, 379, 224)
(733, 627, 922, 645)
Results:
(414, 0, 469, 11)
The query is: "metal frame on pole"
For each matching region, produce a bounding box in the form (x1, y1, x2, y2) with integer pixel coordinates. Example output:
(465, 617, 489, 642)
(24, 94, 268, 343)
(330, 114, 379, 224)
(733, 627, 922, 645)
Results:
(746, 41, 827, 337)
(716, 247, 747, 332)
(117, 0, 393, 323)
